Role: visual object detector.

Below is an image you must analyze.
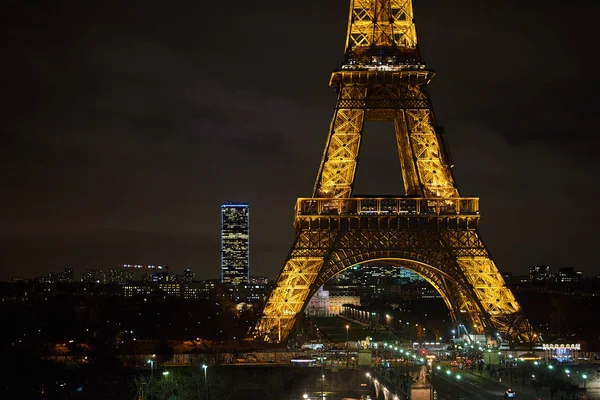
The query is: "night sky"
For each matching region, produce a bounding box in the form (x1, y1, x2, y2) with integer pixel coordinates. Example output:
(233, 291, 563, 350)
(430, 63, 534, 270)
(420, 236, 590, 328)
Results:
(2, 0, 599, 281)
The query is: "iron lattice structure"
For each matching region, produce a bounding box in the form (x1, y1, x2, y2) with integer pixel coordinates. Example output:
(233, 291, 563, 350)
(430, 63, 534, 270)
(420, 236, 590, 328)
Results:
(253, 0, 535, 344)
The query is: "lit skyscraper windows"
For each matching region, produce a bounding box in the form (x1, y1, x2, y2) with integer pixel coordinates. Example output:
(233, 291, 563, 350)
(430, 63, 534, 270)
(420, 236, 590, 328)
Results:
(221, 203, 250, 285)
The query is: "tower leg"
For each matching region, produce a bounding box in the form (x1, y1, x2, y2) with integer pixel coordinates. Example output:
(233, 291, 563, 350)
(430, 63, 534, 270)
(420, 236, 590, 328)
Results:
(313, 86, 367, 198)
(441, 230, 535, 342)
(254, 253, 324, 343)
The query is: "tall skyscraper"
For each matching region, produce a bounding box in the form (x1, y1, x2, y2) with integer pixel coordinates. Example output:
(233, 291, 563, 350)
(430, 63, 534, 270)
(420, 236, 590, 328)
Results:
(221, 203, 250, 284)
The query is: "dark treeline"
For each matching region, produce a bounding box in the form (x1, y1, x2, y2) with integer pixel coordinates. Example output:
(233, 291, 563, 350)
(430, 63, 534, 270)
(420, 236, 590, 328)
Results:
(0, 290, 258, 357)
(515, 288, 600, 349)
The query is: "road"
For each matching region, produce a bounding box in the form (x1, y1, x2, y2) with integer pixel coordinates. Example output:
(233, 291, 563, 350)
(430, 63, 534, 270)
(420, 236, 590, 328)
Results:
(431, 370, 543, 400)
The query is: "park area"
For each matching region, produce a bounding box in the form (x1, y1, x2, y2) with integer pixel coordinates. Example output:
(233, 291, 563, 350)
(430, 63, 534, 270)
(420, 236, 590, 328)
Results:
(310, 316, 401, 345)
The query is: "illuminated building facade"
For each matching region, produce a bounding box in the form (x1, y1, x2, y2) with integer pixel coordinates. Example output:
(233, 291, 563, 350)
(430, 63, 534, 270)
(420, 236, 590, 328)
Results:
(83, 269, 106, 284)
(224, 283, 269, 303)
(183, 281, 216, 299)
(250, 276, 269, 285)
(305, 286, 361, 316)
(183, 269, 195, 283)
(122, 281, 217, 299)
(529, 265, 551, 282)
(557, 267, 582, 284)
(40, 268, 74, 284)
(107, 268, 134, 284)
(332, 263, 424, 284)
(221, 203, 250, 285)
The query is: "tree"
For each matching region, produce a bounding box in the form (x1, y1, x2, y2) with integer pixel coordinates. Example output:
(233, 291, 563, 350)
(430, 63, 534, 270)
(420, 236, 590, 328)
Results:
(132, 368, 233, 400)
(433, 328, 441, 342)
(416, 326, 426, 343)
(153, 340, 174, 364)
(132, 376, 152, 400)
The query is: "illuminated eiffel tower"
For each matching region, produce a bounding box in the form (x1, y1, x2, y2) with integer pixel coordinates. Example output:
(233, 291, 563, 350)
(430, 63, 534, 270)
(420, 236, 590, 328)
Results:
(253, 0, 535, 344)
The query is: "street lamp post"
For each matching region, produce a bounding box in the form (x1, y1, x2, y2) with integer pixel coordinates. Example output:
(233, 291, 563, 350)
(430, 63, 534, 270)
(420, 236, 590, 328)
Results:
(508, 354, 514, 384)
(162, 370, 170, 396)
(202, 364, 208, 399)
(345, 325, 350, 368)
(398, 350, 403, 378)
(548, 365, 555, 399)
(455, 374, 462, 400)
(147, 359, 156, 400)
(147, 359, 155, 379)
(582, 374, 588, 391)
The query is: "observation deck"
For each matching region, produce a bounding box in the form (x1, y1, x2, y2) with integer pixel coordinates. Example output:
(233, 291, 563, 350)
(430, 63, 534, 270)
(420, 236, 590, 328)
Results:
(294, 197, 480, 230)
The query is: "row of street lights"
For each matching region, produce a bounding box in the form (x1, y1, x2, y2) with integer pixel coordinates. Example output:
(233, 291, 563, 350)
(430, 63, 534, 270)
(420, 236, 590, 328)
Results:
(382, 343, 424, 362)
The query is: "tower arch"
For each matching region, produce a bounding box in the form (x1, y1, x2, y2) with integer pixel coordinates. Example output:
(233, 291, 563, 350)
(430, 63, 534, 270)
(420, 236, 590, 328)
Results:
(313, 256, 489, 338)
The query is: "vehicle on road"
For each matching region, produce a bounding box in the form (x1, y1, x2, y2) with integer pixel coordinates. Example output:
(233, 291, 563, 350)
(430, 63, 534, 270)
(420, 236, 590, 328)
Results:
(504, 388, 516, 398)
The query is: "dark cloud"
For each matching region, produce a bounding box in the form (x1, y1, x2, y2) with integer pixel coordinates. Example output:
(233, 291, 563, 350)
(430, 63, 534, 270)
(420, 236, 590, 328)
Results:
(1, 0, 599, 280)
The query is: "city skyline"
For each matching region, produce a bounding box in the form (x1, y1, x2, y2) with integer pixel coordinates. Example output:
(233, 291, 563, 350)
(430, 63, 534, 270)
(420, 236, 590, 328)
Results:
(5, 259, 592, 283)
(2, 0, 599, 282)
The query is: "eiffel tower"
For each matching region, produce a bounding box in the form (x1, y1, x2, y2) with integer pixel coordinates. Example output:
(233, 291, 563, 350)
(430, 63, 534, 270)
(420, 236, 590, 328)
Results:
(253, 0, 535, 344)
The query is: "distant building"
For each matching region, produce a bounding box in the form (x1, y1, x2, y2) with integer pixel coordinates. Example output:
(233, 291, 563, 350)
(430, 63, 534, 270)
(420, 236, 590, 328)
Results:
(224, 283, 269, 303)
(324, 263, 434, 301)
(83, 269, 106, 284)
(183, 281, 217, 299)
(155, 271, 176, 283)
(107, 268, 134, 284)
(416, 282, 441, 299)
(183, 269, 195, 283)
(501, 272, 513, 285)
(250, 276, 269, 285)
(37, 268, 74, 284)
(142, 272, 155, 283)
(305, 286, 360, 316)
(123, 283, 154, 297)
(514, 275, 530, 284)
(328, 294, 361, 315)
(35, 276, 51, 284)
(529, 265, 551, 282)
(119, 264, 168, 282)
(159, 283, 181, 297)
(333, 263, 423, 285)
(221, 203, 250, 285)
(306, 287, 330, 316)
(120, 280, 261, 301)
(121, 282, 187, 298)
(557, 267, 582, 284)
(61, 268, 74, 283)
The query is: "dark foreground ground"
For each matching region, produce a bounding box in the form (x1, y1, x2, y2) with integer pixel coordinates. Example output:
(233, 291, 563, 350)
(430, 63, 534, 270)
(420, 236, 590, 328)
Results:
(0, 356, 371, 400)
